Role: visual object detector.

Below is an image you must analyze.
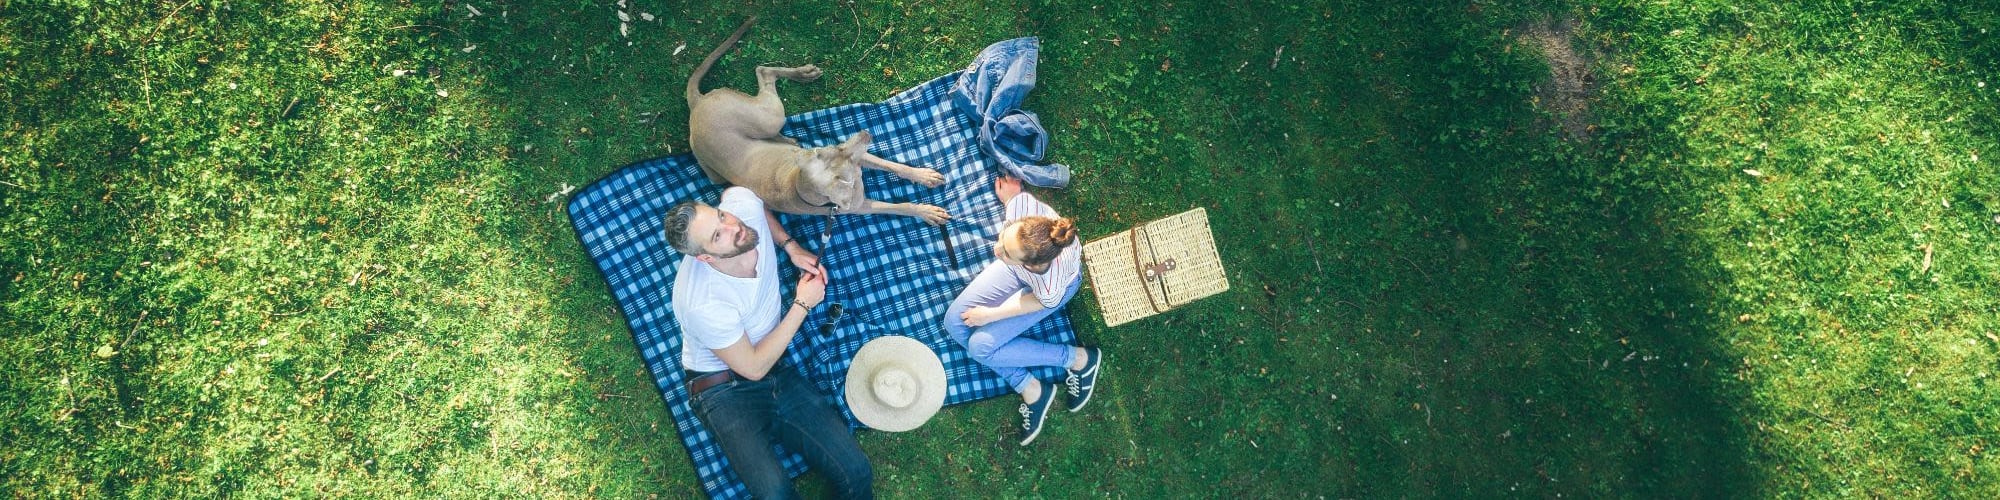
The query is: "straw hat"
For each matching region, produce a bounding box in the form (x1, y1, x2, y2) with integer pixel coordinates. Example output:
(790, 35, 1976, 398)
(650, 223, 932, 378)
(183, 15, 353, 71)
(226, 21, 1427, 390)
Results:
(844, 335, 947, 432)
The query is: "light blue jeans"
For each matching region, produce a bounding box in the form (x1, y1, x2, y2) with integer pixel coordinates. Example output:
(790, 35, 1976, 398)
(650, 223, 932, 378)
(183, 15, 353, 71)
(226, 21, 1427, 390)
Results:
(943, 262, 1081, 393)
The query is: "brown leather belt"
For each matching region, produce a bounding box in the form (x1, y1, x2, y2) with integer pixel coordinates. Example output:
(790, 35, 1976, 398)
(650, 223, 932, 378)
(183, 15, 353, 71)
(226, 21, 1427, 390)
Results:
(687, 370, 738, 396)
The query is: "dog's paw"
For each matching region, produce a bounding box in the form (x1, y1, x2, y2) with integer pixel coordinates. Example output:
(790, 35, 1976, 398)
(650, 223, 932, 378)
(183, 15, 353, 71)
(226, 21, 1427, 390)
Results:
(905, 168, 946, 188)
(792, 64, 823, 82)
(912, 204, 951, 226)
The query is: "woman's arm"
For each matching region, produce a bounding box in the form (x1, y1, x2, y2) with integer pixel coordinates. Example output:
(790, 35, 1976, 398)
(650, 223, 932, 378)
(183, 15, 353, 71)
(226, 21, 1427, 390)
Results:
(961, 290, 1048, 327)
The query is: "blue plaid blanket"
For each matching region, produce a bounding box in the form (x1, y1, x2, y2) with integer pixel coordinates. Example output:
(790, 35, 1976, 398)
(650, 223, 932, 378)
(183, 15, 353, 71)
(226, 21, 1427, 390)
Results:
(565, 72, 1077, 498)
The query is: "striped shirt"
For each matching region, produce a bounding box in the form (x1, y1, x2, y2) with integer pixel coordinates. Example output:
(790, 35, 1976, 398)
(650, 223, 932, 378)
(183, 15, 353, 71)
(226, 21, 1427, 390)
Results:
(1003, 192, 1082, 308)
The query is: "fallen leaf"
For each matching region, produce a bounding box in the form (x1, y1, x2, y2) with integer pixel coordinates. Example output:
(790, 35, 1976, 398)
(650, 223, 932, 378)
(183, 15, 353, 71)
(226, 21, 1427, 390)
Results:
(673, 42, 687, 56)
(641, 12, 655, 21)
(466, 4, 482, 17)
(95, 345, 117, 358)
(436, 88, 449, 98)
(1742, 169, 1764, 177)
(618, 11, 630, 22)
(462, 44, 477, 53)
(544, 183, 578, 204)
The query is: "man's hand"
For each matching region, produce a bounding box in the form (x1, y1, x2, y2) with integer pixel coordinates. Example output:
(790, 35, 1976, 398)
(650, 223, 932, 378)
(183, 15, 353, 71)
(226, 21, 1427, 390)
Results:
(993, 174, 1023, 204)
(960, 306, 1002, 327)
(795, 271, 827, 309)
(786, 243, 826, 280)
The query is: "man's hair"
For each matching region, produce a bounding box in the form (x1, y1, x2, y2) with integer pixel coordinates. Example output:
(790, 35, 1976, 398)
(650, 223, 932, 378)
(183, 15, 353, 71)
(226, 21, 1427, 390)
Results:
(662, 200, 705, 255)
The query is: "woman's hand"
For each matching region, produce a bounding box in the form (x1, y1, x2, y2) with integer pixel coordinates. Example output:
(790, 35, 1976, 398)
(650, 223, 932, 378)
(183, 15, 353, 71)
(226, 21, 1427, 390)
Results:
(960, 306, 1003, 327)
(993, 174, 1023, 204)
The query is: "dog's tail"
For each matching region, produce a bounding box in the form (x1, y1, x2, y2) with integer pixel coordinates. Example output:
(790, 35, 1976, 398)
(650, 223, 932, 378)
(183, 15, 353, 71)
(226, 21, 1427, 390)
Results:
(686, 16, 758, 104)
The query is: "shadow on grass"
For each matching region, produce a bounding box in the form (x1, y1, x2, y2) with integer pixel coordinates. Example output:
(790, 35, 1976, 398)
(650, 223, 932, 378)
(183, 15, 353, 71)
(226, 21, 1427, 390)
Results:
(1015, 1, 1754, 496)
(0, 0, 1819, 496)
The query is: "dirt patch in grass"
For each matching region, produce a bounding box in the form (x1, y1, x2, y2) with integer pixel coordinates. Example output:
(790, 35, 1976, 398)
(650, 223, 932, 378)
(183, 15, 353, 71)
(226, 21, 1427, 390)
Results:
(1520, 15, 1597, 142)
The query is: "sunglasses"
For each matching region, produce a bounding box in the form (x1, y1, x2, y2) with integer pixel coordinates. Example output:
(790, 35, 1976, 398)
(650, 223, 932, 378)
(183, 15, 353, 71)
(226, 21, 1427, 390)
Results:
(817, 302, 847, 337)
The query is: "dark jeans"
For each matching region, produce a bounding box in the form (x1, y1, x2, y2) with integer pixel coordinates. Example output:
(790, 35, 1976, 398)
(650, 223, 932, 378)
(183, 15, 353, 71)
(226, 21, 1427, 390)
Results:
(691, 367, 874, 500)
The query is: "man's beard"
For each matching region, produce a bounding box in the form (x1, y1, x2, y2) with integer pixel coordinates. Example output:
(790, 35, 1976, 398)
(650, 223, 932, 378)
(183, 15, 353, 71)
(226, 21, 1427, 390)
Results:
(710, 228, 759, 258)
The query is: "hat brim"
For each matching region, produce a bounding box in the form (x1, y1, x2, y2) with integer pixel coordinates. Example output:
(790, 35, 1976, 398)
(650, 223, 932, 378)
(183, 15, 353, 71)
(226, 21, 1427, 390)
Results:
(845, 335, 947, 432)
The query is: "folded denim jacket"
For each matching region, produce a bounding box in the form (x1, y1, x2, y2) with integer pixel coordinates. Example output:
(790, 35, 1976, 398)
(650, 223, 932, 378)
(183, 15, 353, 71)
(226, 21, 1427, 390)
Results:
(951, 36, 1072, 189)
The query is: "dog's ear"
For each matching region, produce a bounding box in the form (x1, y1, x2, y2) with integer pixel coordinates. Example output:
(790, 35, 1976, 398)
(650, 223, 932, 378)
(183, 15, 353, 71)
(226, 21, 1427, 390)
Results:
(837, 130, 873, 156)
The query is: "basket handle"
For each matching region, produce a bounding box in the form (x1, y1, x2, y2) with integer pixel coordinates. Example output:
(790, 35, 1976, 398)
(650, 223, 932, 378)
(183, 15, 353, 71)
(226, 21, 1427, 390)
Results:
(1130, 226, 1174, 313)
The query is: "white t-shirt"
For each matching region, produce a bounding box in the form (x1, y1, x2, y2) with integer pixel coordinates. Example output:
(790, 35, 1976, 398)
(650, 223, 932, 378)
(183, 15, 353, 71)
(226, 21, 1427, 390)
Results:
(675, 187, 785, 373)
(1003, 192, 1082, 309)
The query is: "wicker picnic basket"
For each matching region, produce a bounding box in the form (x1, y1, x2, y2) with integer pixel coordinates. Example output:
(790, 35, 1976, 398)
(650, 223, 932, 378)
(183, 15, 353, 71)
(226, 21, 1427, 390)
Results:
(1081, 208, 1230, 327)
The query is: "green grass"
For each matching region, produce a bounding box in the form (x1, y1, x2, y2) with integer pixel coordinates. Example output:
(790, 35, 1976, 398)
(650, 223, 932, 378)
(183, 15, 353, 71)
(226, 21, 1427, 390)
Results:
(3, 0, 1997, 497)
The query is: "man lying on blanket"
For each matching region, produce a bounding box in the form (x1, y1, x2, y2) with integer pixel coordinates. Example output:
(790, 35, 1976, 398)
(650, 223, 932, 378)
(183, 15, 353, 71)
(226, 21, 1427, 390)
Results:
(663, 186, 875, 499)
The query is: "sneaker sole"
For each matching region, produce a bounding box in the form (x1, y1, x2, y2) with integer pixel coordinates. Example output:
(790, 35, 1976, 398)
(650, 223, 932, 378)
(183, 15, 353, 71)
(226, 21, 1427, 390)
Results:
(1020, 395, 1053, 446)
(1018, 419, 1045, 446)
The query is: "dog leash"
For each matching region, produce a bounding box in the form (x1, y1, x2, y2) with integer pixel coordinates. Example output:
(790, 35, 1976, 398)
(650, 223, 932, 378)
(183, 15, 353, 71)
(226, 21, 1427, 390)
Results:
(814, 202, 838, 264)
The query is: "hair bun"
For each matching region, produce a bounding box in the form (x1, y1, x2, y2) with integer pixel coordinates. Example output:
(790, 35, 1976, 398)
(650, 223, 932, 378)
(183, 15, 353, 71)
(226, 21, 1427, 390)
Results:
(1049, 218, 1078, 245)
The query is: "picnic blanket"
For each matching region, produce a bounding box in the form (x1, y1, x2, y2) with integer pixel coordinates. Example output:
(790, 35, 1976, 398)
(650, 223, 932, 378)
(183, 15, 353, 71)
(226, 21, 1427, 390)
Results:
(565, 70, 1078, 498)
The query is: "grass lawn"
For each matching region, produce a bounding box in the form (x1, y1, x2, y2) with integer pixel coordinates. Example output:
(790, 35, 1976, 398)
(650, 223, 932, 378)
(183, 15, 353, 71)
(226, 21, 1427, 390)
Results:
(4, 0, 1997, 497)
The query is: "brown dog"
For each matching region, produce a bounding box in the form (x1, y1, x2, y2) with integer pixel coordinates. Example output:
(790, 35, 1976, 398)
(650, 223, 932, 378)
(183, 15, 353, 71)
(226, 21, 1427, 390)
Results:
(685, 17, 949, 224)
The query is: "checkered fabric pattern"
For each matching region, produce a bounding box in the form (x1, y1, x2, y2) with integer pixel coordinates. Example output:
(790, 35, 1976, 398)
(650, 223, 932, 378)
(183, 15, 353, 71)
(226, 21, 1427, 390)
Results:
(565, 72, 1077, 499)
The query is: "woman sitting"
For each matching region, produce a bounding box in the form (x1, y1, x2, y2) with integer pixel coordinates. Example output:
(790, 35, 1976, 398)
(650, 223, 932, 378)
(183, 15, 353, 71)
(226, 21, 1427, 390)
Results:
(943, 174, 1103, 446)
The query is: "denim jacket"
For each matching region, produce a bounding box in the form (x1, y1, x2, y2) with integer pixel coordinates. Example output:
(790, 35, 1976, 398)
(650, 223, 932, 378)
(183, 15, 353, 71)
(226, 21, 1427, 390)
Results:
(952, 37, 1071, 188)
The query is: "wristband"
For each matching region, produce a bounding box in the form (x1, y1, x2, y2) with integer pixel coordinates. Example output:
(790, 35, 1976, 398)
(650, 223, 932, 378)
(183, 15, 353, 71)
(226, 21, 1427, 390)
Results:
(793, 300, 809, 312)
